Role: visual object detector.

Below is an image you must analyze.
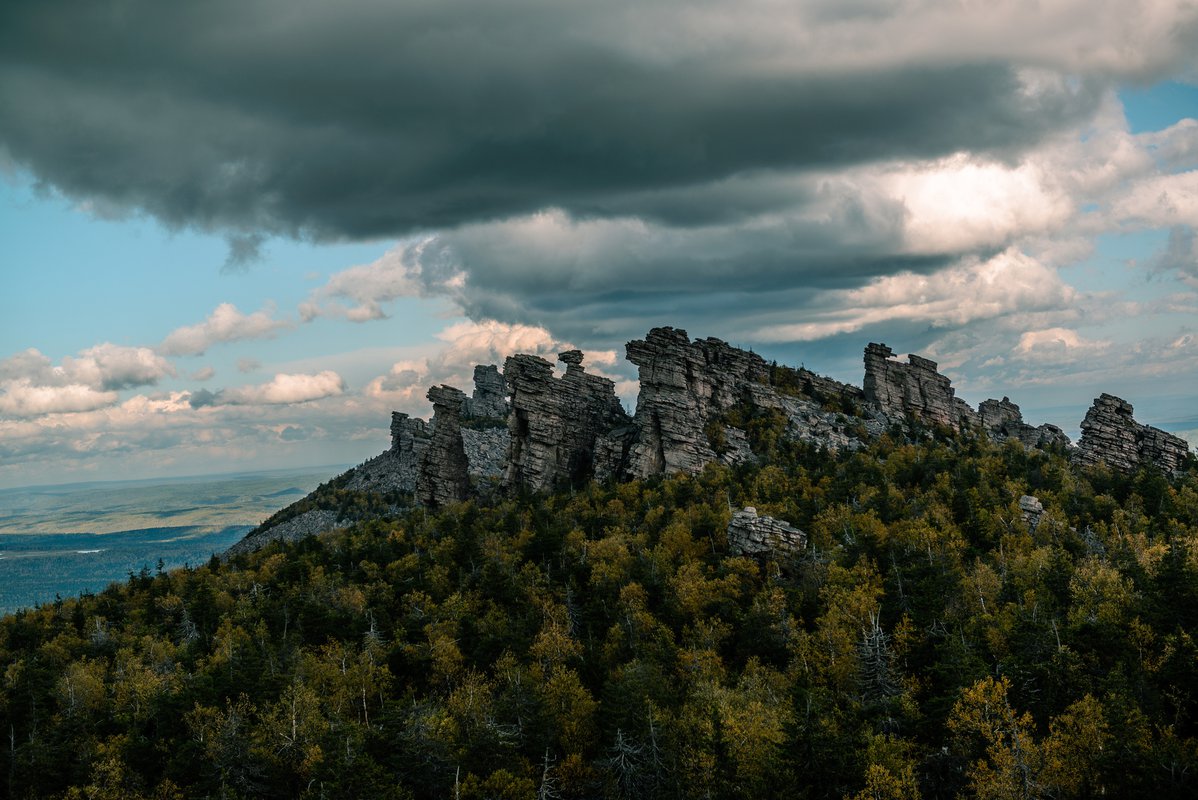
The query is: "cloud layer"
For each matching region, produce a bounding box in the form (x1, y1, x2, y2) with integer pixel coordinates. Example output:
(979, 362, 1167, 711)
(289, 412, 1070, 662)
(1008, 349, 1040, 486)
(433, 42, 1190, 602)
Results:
(3, 1, 1198, 485)
(5, 1, 1193, 242)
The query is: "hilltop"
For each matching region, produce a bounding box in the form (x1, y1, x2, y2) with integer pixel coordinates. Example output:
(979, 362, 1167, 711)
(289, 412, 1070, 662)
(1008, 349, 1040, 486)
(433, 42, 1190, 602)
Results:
(233, 326, 1192, 555)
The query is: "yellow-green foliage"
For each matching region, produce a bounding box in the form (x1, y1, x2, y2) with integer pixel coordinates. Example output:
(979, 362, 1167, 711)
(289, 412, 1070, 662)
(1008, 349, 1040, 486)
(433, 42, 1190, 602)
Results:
(2, 437, 1198, 799)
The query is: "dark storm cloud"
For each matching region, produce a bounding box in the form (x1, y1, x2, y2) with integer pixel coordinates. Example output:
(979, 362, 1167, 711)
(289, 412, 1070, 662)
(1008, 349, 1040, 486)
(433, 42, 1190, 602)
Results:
(0, 0, 1116, 240)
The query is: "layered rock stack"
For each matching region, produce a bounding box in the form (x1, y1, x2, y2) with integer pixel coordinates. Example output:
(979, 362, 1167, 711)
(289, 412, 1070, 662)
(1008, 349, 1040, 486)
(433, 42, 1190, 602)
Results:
(978, 397, 1070, 450)
(416, 385, 471, 508)
(464, 365, 508, 419)
(1076, 393, 1189, 475)
(727, 507, 807, 557)
(863, 343, 977, 429)
(504, 351, 630, 492)
(623, 327, 771, 478)
(385, 411, 431, 488)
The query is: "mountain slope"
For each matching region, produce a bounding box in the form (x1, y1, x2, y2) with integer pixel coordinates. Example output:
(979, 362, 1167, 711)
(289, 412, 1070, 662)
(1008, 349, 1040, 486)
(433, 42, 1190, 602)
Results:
(3, 431, 1198, 799)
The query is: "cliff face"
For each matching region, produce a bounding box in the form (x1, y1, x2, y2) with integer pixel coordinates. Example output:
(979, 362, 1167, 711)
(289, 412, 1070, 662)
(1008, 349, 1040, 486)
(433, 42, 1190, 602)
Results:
(504, 351, 630, 492)
(416, 386, 471, 508)
(237, 325, 1192, 553)
(623, 327, 770, 478)
(863, 343, 977, 429)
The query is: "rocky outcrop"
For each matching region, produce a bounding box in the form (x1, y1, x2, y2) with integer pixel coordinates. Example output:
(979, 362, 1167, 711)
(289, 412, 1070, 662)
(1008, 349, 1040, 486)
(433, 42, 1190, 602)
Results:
(1018, 495, 1045, 533)
(624, 327, 771, 478)
(464, 364, 508, 419)
(234, 324, 1195, 557)
(417, 385, 471, 508)
(504, 351, 630, 492)
(1076, 394, 1189, 475)
(727, 507, 806, 557)
(863, 343, 977, 429)
(226, 509, 352, 557)
(979, 397, 1070, 450)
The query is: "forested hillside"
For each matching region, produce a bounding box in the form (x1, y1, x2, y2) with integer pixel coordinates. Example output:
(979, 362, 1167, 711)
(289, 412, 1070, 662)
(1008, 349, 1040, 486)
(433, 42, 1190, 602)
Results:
(3, 431, 1198, 799)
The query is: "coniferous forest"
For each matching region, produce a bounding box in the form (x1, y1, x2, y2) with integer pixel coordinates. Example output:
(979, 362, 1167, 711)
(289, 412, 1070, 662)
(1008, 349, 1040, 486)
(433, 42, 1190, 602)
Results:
(3, 430, 1198, 799)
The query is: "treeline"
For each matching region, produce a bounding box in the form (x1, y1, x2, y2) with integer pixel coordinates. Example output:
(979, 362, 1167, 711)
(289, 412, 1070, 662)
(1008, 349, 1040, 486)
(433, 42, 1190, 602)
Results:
(2, 434, 1198, 799)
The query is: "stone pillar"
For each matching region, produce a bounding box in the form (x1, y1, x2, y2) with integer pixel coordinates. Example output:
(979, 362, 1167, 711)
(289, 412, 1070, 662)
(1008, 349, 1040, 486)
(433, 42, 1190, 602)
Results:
(417, 385, 471, 508)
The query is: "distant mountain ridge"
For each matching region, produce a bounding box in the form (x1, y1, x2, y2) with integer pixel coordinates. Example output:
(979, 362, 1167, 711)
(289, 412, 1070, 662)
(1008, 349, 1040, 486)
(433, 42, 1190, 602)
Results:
(233, 326, 1193, 554)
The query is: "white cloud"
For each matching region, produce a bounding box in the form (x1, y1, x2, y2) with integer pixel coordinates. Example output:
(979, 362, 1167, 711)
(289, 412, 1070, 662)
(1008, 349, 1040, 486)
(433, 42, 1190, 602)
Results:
(300, 239, 454, 322)
(0, 343, 176, 419)
(190, 366, 215, 381)
(0, 381, 118, 418)
(1016, 327, 1112, 360)
(159, 302, 291, 357)
(879, 154, 1071, 254)
(749, 249, 1075, 342)
(65, 343, 176, 390)
(220, 371, 346, 406)
(0, 344, 175, 391)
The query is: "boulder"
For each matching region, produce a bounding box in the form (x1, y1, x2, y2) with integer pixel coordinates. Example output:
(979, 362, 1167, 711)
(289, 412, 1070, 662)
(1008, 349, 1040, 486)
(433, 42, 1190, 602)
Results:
(727, 507, 806, 557)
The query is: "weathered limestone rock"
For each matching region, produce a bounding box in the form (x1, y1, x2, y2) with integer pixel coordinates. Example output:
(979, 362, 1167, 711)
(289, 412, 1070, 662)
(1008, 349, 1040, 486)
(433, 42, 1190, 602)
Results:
(461, 427, 508, 480)
(624, 327, 772, 478)
(226, 509, 352, 557)
(1018, 495, 1045, 533)
(747, 383, 877, 453)
(593, 425, 637, 484)
(1076, 393, 1190, 475)
(417, 385, 471, 508)
(863, 343, 977, 429)
(464, 364, 508, 419)
(979, 397, 1071, 450)
(339, 412, 430, 494)
(727, 507, 807, 557)
(504, 351, 630, 492)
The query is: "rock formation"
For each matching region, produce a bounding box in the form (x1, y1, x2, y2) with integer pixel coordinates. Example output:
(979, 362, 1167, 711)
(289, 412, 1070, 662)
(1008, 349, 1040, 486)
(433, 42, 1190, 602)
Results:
(504, 351, 630, 492)
(623, 327, 771, 478)
(1018, 495, 1045, 533)
(237, 324, 1195, 556)
(1076, 393, 1189, 475)
(416, 385, 471, 508)
(464, 364, 508, 419)
(863, 343, 977, 429)
(978, 397, 1070, 450)
(727, 507, 806, 557)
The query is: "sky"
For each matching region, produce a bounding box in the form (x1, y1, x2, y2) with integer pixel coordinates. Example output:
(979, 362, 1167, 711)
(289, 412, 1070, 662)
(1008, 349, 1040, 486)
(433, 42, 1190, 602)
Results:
(2, 0, 1198, 489)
